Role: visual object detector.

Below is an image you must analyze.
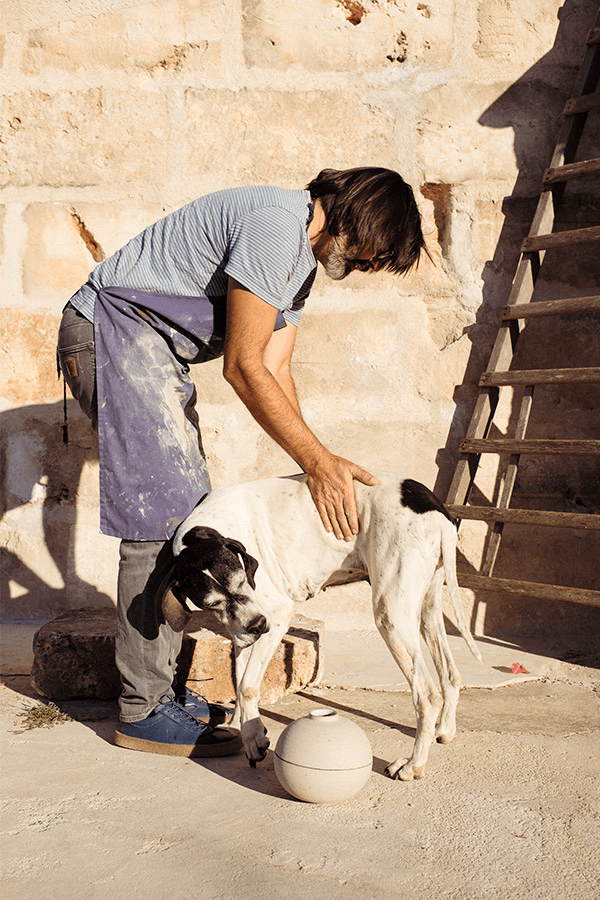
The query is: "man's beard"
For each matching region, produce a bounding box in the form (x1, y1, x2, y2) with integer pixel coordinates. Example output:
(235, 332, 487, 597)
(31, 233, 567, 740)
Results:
(320, 235, 352, 281)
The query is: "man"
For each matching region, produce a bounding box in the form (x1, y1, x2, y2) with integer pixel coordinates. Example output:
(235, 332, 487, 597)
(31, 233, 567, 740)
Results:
(57, 166, 426, 757)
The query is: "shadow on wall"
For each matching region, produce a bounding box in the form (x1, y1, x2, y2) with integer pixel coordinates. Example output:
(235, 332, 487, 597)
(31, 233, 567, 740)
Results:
(434, 0, 600, 644)
(435, 0, 599, 495)
(0, 399, 114, 620)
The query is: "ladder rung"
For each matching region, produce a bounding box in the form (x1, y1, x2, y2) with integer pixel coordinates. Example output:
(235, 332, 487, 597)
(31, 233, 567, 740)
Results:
(543, 157, 600, 184)
(456, 573, 600, 608)
(502, 296, 600, 319)
(480, 367, 600, 386)
(447, 504, 600, 530)
(522, 225, 600, 252)
(564, 92, 600, 115)
(459, 438, 600, 455)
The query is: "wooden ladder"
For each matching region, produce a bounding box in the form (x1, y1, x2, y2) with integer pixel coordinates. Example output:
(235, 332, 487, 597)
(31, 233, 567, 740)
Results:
(445, 9, 600, 609)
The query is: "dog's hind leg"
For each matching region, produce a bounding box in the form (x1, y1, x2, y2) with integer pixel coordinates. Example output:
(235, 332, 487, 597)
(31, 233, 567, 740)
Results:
(372, 557, 442, 781)
(420, 565, 461, 745)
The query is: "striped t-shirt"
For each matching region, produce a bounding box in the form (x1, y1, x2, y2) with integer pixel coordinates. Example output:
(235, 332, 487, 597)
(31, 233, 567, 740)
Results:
(69, 186, 317, 327)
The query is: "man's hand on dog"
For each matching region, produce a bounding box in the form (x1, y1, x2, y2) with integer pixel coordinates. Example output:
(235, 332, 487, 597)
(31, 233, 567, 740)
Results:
(307, 453, 379, 541)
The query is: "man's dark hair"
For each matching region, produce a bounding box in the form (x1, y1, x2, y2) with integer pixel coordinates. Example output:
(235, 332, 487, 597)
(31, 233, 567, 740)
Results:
(306, 167, 427, 275)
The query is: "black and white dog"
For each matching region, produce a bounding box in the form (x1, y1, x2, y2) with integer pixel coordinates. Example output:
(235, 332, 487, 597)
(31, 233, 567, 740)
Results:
(162, 473, 481, 781)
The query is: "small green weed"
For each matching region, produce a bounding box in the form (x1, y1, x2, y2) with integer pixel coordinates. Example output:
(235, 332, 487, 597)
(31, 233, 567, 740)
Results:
(14, 701, 72, 732)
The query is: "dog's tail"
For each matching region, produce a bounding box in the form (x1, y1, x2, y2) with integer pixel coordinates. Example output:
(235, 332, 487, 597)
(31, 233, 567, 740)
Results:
(440, 517, 483, 663)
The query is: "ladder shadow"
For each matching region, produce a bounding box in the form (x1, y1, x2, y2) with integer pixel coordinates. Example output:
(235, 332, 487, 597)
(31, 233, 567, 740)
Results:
(432, 0, 600, 647)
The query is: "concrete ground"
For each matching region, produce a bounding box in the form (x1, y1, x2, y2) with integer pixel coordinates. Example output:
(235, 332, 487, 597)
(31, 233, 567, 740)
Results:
(1, 622, 599, 900)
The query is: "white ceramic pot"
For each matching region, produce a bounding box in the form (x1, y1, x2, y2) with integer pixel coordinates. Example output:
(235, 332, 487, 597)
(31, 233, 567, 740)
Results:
(274, 708, 372, 804)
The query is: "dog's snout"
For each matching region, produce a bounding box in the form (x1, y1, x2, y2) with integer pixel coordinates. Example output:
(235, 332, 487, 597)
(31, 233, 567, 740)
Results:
(246, 614, 269, 636)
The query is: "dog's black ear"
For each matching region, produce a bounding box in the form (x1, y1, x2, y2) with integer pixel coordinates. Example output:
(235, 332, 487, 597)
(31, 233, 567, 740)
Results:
(223, 537, 259, 590)
(157, 564, 192, 633)
(180, 525, 259, 589)
(181, 525, 223, 562)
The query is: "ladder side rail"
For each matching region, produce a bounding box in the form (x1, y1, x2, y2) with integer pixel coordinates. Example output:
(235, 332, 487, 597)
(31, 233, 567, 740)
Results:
(479, 387, 534, 577)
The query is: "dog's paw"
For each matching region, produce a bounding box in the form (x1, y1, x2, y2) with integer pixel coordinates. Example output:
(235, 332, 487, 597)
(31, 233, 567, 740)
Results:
(241, 717, 270, 766)
(384, 758, 424, 782)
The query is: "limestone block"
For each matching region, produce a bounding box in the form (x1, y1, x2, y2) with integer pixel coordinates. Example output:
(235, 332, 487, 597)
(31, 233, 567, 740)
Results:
(21, 0, 231, 77)
(31, 608, 121, 700)
(293, 300, 438, 416)
(472, 0, 572, 67)
(184, 89, 399, 185)
(22, 203, 167, 303)
(0, 310, 65, 405)
(473, 197, 508, 265)
(242, 0, 454, 72)
(195, 405, 298, 489)
(314, 414, 452, 489)
(1, 90, 171, 189)
(416, 82, 521, 184)
(30, 608, 323, 704)
(181, 611, 324, 704)
(21, 205, 94, 302)
(475, 79, 567, 193)
(417, 75, 567, 186)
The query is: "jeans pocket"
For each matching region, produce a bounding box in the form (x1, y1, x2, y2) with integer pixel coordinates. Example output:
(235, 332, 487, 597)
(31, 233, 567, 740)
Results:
(57, 340, 98, 428)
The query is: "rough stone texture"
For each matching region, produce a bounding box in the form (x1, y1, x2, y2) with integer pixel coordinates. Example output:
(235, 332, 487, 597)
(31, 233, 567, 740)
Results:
(31, 608, 122, 700)
(2, 0, 600, 646)
(30, 607, 323, 704)
(182, 611, 324, 704)
(1, 89, 173, 189)
(184, 88, 401, 184)
(20, 0, 230, 77)
(242, 0, 455, 71)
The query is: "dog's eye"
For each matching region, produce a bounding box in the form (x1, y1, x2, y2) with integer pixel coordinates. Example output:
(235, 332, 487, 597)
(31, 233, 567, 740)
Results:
(203, 597, 223, 610)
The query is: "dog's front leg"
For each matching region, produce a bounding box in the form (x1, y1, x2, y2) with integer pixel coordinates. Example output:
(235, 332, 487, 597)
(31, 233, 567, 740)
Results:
(233, 617, 291, 766)
(229, 641, 253, 731)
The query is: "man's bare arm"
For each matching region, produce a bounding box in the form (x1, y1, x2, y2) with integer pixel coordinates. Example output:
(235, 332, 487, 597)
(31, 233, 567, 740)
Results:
(223, 278, 378, 540)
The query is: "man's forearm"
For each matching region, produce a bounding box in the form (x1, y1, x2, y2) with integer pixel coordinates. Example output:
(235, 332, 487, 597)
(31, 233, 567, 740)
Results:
(272, 368, 302, 417)
(224, 359, 327, 473)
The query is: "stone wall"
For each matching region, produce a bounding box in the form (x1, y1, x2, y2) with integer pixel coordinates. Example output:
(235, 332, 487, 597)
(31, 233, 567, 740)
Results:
(1, 0, 599, 637)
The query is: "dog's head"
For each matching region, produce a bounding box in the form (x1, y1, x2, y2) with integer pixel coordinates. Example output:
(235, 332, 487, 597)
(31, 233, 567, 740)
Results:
(162, 526, 268, 646)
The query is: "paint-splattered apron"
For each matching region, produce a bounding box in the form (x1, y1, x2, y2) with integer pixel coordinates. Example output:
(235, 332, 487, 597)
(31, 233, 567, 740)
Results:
(94, 286, 285, 541)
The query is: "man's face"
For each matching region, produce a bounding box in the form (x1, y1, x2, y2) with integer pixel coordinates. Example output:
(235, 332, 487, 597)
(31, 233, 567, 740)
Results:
(319, 234, 377, 281)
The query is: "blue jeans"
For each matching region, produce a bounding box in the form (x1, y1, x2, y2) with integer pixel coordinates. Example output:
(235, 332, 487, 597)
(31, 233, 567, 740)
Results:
(57, 303, 184, 721)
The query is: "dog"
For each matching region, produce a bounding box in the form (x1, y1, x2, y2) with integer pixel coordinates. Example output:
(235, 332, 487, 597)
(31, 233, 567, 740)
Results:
(161, 472, 482, 781)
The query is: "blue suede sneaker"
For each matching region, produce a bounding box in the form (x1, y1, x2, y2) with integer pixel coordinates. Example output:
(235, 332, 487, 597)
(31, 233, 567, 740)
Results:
(176, 687, 234, 726)
(115, 696, 242, 757)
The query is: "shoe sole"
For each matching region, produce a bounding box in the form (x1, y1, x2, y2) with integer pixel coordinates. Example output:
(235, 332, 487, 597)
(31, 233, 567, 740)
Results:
(114, 730, 243, 757)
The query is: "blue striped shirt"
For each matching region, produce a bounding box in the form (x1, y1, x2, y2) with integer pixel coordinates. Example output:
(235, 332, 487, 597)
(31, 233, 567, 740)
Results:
(70, 186, 317, 327)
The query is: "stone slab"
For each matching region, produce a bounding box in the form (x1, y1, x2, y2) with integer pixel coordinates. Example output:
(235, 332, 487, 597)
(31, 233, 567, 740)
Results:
(29, 606, 323, 704)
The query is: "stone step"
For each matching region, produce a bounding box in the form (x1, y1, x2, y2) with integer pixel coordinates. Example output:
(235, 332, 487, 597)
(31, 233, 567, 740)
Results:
(30, 607, 324, 705)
